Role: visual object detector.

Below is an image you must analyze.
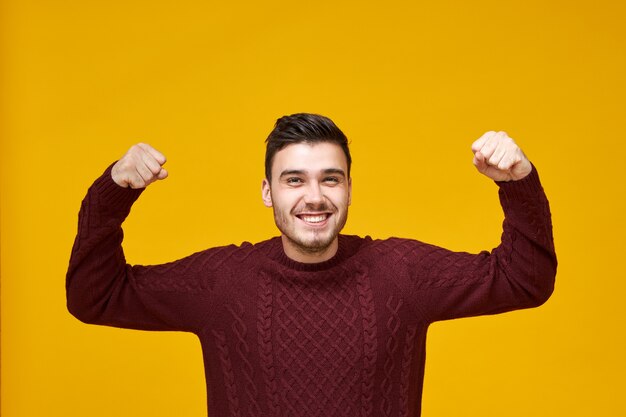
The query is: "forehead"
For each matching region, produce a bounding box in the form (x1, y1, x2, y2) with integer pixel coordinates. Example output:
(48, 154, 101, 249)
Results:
(271, 142, 349, 175)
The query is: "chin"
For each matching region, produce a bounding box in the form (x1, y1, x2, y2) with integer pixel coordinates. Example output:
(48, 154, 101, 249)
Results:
(292, 234, 337, 253)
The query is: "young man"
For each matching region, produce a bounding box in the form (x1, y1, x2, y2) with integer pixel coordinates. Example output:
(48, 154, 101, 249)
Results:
(67, 113, 556, 417)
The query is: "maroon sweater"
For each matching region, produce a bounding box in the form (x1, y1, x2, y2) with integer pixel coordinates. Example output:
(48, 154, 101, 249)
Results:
(67, 165, 556, 417)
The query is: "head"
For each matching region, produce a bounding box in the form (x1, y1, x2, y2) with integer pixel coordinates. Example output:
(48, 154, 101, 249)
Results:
(262, 113, 352, 263)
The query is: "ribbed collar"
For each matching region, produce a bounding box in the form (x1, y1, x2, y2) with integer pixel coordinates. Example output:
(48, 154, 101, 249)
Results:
(265, 235, 364, 272)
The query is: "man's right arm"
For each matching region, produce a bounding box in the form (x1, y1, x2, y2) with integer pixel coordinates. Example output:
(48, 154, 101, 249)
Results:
(66, 144, 206, 332)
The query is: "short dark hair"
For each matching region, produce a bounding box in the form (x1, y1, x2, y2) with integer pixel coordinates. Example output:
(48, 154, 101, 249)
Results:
(264, 113, 351, 181)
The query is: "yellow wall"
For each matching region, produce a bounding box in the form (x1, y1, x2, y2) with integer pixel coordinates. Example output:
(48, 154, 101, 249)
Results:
(2, 0, 625, 416)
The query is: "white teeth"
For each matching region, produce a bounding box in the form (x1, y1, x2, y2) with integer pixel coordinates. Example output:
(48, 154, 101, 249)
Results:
(301, 214, 327, 223)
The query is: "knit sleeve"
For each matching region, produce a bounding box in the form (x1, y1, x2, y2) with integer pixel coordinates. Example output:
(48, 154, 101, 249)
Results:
(65, 164, 213, 333)
(409, 166, 557, 323)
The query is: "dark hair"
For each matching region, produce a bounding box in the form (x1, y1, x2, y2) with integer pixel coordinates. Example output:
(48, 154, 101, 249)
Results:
(264, 113, 351, 181)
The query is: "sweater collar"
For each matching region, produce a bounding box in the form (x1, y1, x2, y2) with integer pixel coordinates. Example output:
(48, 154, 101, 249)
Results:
(266, 234, 362, 272)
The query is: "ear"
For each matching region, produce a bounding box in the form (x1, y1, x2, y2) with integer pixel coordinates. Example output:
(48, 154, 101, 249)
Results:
(348, 177, 352, 206)
(261, 178, 273, 207)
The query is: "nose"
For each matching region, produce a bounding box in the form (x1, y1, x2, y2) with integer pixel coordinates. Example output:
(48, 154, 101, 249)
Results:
(303, 181, 324, 205)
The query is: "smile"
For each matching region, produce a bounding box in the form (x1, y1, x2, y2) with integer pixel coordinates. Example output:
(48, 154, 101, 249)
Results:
(297, 214, 330, 224)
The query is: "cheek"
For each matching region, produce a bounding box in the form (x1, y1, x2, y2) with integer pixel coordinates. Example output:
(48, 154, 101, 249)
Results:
(329, 190, 350, 206)
(273, 191, 300, 210)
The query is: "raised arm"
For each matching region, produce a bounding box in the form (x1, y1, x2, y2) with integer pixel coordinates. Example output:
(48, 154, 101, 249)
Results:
(409, 132, 557, 322)
(66, 144, 208, 332)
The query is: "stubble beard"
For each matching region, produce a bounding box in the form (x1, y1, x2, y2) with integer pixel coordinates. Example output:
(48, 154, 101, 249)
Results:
(274, 204, 348, 256)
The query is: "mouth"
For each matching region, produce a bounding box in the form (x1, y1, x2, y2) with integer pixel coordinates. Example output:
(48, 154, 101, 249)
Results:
(296, 213, 331, 226)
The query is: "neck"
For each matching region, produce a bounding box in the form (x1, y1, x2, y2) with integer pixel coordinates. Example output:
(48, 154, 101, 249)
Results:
(281, 236, 339, 264)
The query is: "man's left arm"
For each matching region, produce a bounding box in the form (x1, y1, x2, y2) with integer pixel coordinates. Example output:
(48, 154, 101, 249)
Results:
(415, 131, 557, 322)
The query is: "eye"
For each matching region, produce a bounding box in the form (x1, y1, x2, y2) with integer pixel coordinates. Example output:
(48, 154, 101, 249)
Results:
(323, 176, 340, 184)
(286, 177, 303, 185)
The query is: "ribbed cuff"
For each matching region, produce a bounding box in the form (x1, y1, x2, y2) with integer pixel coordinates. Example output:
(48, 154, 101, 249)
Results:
(496, 163, 544, 200)
(90, 162, 144, 216)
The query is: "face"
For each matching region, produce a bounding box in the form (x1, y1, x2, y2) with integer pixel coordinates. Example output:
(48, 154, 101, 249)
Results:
(262, 142, 352, 263)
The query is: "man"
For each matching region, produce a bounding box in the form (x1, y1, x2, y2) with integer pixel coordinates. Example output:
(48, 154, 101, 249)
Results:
(67, 113, 556, 417)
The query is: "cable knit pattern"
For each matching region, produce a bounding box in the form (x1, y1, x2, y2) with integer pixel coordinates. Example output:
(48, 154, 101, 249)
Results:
(355, 269, 378, 417)
(213, 330, 242, 417)
(257, 271, 279, 416)
(228, 302, 261, 417)
(66, 164, 557, 417)
(380, 296, 403, 417)
(399, 326, 418, 417)
(274, 269, 363, 417)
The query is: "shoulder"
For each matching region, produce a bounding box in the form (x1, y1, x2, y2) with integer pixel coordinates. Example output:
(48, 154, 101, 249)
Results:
(341, 235, 434, 262)
(191, 237, 281, 267)
(360, 235, 429, 254)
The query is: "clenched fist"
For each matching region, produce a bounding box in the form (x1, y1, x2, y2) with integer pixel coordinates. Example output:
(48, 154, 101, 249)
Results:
(111, 143, 168, 189)
(471, 131, 532, 182)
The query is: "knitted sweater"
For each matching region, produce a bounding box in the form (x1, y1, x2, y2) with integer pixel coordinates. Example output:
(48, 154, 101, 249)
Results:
(66, 164, 556, 417)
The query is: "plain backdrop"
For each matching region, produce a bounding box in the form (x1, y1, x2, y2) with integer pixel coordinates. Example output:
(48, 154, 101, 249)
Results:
(2, 0, 625, 416)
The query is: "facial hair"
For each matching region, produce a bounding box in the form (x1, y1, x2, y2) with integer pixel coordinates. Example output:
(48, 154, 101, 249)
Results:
(273, 200, 348, 256)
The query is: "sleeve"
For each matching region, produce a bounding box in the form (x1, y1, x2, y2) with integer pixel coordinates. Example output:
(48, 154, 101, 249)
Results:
(66, 164, 212, 333)
(410, 165, 557, 323)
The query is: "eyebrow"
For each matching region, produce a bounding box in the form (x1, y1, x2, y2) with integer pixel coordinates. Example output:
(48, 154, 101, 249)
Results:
(279, 168, 346, 178)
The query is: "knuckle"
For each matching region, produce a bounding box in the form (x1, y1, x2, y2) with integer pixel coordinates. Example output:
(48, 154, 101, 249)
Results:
(119, 158, 135, 171)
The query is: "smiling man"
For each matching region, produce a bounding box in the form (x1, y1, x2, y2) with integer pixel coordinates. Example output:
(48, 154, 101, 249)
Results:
(67, 113, 557, 417)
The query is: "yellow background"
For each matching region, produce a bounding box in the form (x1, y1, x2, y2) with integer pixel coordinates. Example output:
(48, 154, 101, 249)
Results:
(2, 0, 625, 416)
